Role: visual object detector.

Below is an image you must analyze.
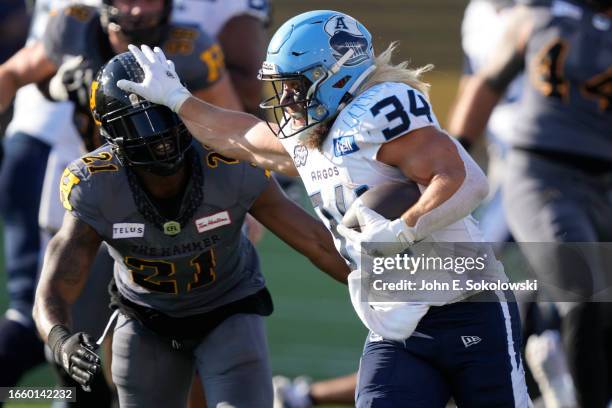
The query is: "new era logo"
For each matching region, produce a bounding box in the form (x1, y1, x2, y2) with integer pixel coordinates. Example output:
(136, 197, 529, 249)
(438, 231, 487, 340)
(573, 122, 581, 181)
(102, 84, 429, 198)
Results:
(461, 335, 481, 348)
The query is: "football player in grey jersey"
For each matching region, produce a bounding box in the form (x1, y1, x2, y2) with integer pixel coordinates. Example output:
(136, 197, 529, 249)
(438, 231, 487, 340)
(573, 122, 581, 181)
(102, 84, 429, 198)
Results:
(449, 1, 612, 406)
(0, 0, 241, 407)
(32, 52, 349, 408)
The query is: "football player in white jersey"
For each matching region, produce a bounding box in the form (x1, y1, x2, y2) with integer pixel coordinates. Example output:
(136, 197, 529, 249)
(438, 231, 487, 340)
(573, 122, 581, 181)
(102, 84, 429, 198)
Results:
(119, 10, 531, 407)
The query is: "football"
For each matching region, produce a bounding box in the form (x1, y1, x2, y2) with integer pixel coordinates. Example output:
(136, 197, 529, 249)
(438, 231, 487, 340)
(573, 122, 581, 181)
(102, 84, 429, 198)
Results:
(341, 181, 422, 232)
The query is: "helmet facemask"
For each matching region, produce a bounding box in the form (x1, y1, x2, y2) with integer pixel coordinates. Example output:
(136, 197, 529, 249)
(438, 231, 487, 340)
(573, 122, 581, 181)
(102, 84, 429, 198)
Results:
(259, 50, 360, 140)
(100, 101, 192, 176)
(259, 73, 318, 139)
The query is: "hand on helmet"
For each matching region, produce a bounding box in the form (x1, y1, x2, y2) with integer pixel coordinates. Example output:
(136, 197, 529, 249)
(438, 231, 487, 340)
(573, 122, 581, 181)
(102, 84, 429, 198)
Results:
(117, 44, 191, 113)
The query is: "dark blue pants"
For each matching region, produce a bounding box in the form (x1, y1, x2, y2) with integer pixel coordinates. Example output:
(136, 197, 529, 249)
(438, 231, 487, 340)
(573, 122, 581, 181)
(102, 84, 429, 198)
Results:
(0, 132, 50, 321)
(0, 132, 50, 387)
(356, 292, 529, 407)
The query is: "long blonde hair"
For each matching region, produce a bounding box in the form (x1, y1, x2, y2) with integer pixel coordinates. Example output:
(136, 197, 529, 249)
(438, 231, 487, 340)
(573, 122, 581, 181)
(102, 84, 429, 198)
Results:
(358, 41, 433, 96)
(303, 42, 434, 149)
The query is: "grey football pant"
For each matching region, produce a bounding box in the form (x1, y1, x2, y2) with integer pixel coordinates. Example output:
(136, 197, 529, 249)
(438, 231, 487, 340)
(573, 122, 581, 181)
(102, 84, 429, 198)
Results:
(502, 148, 612, 408)
(111, 312, 273, 408)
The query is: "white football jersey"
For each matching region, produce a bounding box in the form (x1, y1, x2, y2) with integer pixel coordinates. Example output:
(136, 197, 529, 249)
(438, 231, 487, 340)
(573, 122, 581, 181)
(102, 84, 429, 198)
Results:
(281, 82, 485, 269)
(172, 0, 270, 38)
(281, 82, 505, 339)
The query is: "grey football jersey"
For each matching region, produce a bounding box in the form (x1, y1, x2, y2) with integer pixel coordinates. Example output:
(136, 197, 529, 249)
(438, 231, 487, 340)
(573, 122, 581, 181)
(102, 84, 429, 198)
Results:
(43, 4, 222, 91)
(511, 1, 612, 159)
(60, 143, 271, 317)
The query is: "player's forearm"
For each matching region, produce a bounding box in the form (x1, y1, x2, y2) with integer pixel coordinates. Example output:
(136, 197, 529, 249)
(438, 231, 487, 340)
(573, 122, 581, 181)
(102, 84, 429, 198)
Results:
(0, 43, 58, 112)
(34, 222, 100, 340)
(179, 96, 261, 159)
(447, 76, 502, 142)
(402, 172, 463, 227)
(309, 249, 350, 284)
(401, 144, 488, 240)
(33, 286, 72, 342)
(0, 68, 20, 112)
(308, 221, 350, 283)
(33, 237, 82, 340)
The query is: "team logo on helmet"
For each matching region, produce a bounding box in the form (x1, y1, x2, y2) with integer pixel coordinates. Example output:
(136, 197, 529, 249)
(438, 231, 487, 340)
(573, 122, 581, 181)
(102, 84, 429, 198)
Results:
(324, 15, 370, 66)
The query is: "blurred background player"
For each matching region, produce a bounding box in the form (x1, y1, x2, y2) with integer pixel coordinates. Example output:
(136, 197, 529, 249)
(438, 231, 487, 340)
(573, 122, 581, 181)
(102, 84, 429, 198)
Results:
(448, 0, 612, 407)
(0, 0, 81, 390)
(0, 0, 29, 155)
(0, 0, 240, 402)
(450, 1, 578, 407)
(451, 0, 523, 244)
(172, 0, 270, 117)
(34, 50, 349, 407)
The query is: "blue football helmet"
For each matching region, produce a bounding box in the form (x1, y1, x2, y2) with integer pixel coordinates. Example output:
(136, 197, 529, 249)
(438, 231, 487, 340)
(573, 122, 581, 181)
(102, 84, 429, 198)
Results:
(259, 10, 375, 138)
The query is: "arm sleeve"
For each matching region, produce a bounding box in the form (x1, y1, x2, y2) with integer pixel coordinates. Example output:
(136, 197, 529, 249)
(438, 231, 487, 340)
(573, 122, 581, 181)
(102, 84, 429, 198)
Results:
(410, 136, 489, 241)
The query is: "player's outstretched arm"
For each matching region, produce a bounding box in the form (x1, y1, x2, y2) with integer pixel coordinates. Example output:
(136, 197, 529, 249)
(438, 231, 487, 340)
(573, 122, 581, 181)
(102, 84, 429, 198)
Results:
(33, 212, 103, 389)
(250, 178, 349, 284)
(33, 213, 102, 340)
(0, 42, 58, 112)
(447, 5, 532, 142)
(117, 44, 296, 175)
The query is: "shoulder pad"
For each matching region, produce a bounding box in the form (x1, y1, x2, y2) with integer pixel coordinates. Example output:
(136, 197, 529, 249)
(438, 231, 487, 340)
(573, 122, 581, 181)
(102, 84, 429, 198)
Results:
(60, 146, 121, 234)
(164, 25, 224, 89)
(162, 25, 201, 57)
(335, 82, 439, 145)
(44, 5, 98, 65)
(61, 5, 96, 22)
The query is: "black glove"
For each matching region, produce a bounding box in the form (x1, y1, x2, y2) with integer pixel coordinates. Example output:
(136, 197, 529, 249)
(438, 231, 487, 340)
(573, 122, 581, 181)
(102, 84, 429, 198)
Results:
(48, 325, 101, 391)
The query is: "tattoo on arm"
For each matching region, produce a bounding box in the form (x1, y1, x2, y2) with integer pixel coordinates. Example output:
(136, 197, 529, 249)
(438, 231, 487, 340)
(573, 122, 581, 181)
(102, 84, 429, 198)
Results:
(34, 214, 102, 340)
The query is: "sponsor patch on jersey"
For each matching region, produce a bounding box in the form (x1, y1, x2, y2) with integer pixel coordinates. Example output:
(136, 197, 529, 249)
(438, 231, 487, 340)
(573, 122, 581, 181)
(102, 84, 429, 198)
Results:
(333, 135, 360, 156)
(112, 223, 145, 239)
(196, 211, 232, 233)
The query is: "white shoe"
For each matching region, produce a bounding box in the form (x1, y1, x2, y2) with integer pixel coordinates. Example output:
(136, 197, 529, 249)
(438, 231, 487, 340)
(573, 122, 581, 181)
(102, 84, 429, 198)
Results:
(273, 375, 313, 408)
(525, 330, 577, 408)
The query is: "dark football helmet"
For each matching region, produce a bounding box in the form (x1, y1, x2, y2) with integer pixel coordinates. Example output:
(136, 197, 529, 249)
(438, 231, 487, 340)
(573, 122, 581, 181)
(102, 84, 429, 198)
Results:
(100, 0, 172, 46)
(91, 52, 192, 176)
